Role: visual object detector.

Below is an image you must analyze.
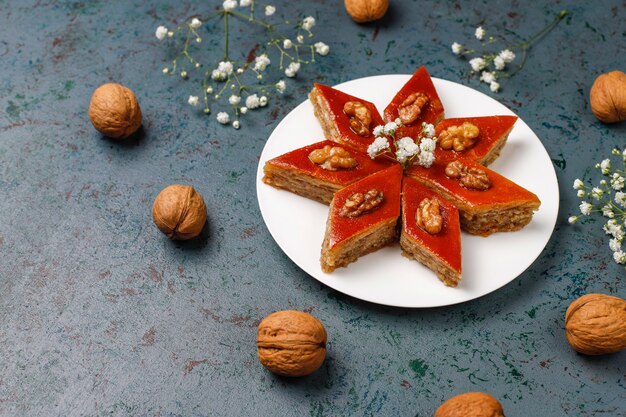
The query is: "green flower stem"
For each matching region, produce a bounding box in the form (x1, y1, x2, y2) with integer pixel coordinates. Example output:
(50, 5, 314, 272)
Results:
(224, 11, 230, 60)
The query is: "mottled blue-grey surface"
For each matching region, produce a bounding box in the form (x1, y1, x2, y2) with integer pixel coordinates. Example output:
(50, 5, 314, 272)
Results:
(1, 0, 625, 416)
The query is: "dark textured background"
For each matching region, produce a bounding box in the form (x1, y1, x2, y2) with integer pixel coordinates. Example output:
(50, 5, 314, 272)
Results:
(1, 0, 625, 416)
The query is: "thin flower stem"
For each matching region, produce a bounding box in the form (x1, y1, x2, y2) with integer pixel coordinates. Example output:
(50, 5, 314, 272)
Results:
(513, 10, 569, 50)
(224, 12, 230, 60)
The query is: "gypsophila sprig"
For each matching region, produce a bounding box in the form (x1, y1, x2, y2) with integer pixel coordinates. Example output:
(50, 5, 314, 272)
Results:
(569, 147, 626, 269)
(451, 10, 568, 92)
(367, 120, 437, 170)
(156, 1, 329, 129)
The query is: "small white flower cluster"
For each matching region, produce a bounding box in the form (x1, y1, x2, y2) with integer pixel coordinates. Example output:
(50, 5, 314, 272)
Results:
(569, 147, 626, 268)
(367, 120, 437, 169)
(156, 5, 330, 129)
(450, 11, 568, 93)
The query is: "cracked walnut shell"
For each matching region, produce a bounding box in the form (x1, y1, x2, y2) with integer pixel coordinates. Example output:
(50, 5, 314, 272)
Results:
(88, 83, 142, 139)
(435, 392, 505, 417)
(257, 310, 327, 377)
(152, 185, 207, 240)
(565, 293, 626, 355)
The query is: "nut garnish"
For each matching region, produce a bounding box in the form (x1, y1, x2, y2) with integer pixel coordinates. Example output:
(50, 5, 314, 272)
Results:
(308, 145, 358, 171)
(415, 198, 443, 235)
(343, 101, 372, 136)
(439, 122, 480, 151)
(340, 189, 384, 218)
(397, 92, 429, 124)
(445, 160, 491, 190)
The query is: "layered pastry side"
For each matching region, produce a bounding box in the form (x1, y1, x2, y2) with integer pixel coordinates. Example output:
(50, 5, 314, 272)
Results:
(262, 140, 395, 204)
(405, 158, 541, 236)
(309, 83, 386, 153)
(321, 164, 403, 272)
(400, 178, 462, 287)
(383, 66, 445, 139)
(434, 115, 518, 166)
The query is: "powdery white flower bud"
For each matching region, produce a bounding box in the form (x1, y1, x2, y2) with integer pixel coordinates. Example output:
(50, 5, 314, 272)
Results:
(283, 39, 293, 49)
(188, 96, 199, 106)
(275, 80, 286, 94)
(217, 112, 230, 124)
(265, 5, 275, 16)
(475, 26, 486, 40)
(302, 16, 316, 31)
(156, 26, 168, 40)
(190, 18, 202, 29)
(223, 0, 237, 11)
(314, 42, 329, 56)
(469, 57, 486, 72)
(489, 81, 500, 92)
(451, 42, 462, 55)
(228, 95, 241, 105)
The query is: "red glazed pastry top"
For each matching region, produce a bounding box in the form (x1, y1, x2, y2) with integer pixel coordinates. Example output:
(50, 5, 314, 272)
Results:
(405, 157, 541, 209)
(327, 164, 403, 249)
(266, 140, 395, 186)
(434, 115, 518, 163)
(402, 177, 461, 273)
(383, 66, 445, 138)
(313, 83, 386, 153)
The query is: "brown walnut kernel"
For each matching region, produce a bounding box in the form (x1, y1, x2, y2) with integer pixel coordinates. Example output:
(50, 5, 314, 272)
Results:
(340, 189, 384, 218)
(435, 392, 505, 417)
(343, 101, 372, 136)
(445, 160, 491, 191)
(257, 310, 327, 377)
(439, 122, 480, 151)
(88, 83, 142, 139)
(308, 145, 358, 171)
(415, 198, 443, 235)
(152, 185, 207, 240)
(397, 92, 429, 125)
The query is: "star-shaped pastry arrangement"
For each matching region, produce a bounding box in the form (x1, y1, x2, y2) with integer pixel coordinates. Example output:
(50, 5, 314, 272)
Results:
(263, 67, 541, 288)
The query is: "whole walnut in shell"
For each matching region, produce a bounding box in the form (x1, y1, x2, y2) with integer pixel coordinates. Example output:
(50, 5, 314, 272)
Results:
(257, 310, 327, 377)
(88, 83, 142, 139)
(152, 185, 207, 240)
(435, 392, 505, 417)
(589, 71, 626, 123)
(565, 293, 626, 355)
(344, 0, 389, 23)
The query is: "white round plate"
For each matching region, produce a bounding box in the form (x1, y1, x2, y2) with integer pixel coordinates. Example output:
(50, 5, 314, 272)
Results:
(256, 74, 559, 308)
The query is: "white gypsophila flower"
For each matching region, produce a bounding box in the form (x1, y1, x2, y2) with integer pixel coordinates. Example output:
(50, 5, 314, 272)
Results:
(420, 137, 436, 154)
(451, 42, 462, 55)
(314, 42, 330, 56)
(283, 39, 293, 49)
(499, 49, 516, 63)
(240, 107, 248, 114)
(367, 136, 390, 158)
(302, 16, 316, 30)
(418, 150, 435, 168)
(217, 112, 230, 124)
(480, 71, 496, 84)
(573, 179, 584, 190)
(383, 121, 398, 135)
(206, 86, 213, 94)
(577, 190, 586, 197)
(394, 118, 402, 126)
(568, 216, 578, 224)
(373, 125, 384, 137)
(218, 61, 234, 75)
(602, 205, 615, 218)
(259, 96, 268, 106)
(396, 137, 419, 158)
(275, 80, 286, 94)
(421, 123, 435, 137)
(623, 148, 626, 162)
(297, 34, 304, 43)
(190, 18, 202, 29)
(475, 26, 486, 40)
(233, 120, 240, 129)
(188, 95, 199, 106)
(615, 191, 626, 207)
(579, 201, 592, 215)
(245, 94, 260, 109)
(211, 69, 226, 81)
(469, 57, 486, 72)
(236, 68, 244, 74)
(591, 187, 604, 200)
(265, 5, 275, 16)
(611, 173, 625, 190)
(600, 158, 611, 174)
(604, 220, 624, 239)
(240, 0, 251, 7)
(223, 0, 237, 11)
(253, 54, 271, 71)
(285, 61, 301, 78)
(613, 250, 626, 264)
(228, 95, 241, 105)
(156, 26, 168, 40)
(493, 56, 506, 70)
(490, 81, 500, 92)
(609, 238, 622, 252)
